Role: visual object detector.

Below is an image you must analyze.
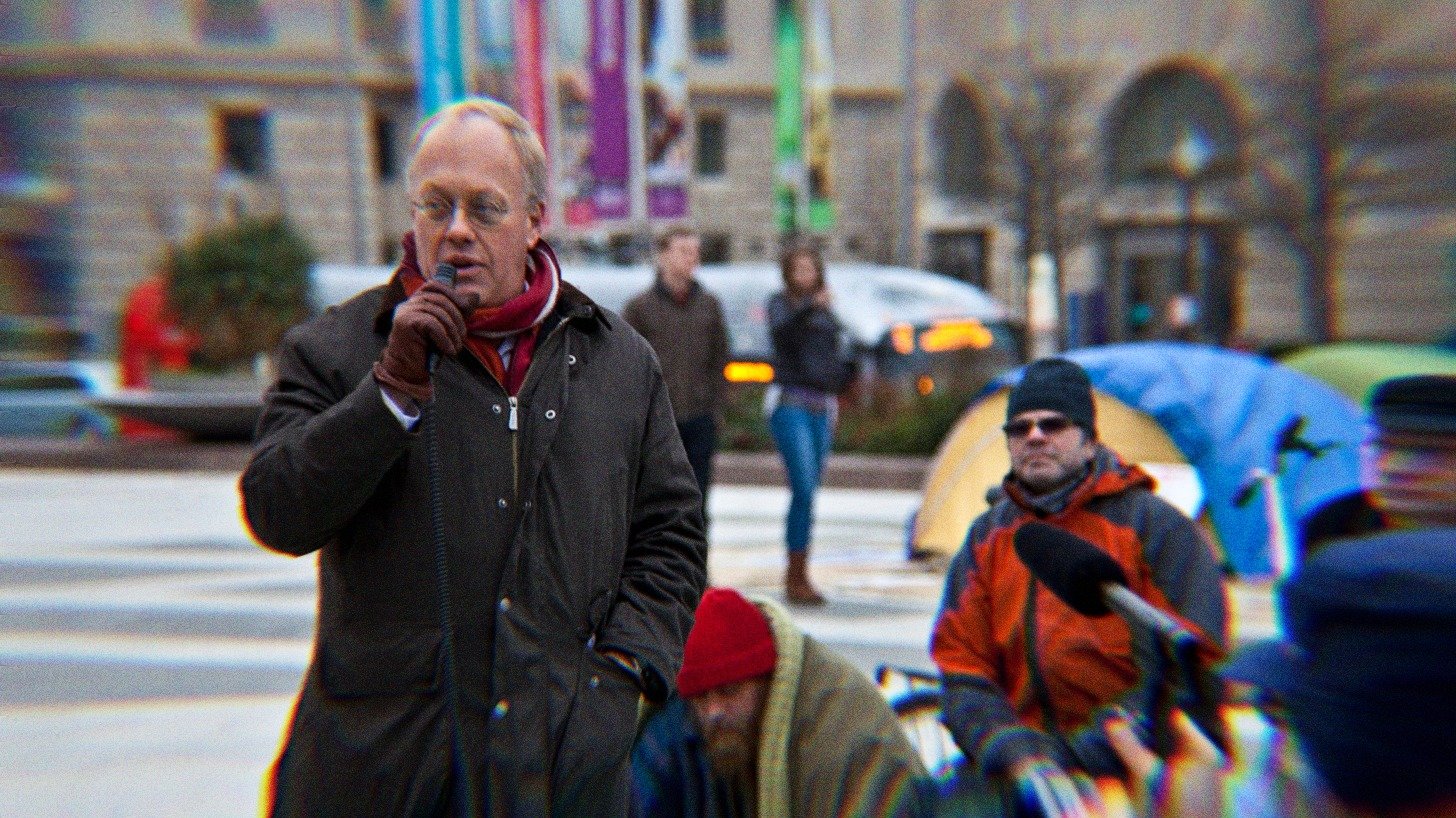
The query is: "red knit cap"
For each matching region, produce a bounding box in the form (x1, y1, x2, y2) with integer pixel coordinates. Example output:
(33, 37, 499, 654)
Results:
(676, 587, 778, 698)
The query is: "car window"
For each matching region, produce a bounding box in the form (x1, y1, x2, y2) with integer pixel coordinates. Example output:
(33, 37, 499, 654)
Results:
(0, 375, 86, 392)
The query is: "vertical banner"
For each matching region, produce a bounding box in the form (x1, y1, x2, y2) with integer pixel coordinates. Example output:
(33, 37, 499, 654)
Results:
(642, 0, 690, 220)
(513, 0, 552, 220)
(772, 0, 805, 235)
(588, 0, 632, 222)
(548, 0, 593, 227)
(476, 0, 514, 68)
(804, 0, 835, 231)
(418, 0, 469, 116)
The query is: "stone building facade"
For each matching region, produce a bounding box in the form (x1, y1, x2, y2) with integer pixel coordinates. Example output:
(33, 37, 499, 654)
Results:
(911, 0, 1456, 345)
(2, 0, 1452, 354)
(2, 0, 417, 352)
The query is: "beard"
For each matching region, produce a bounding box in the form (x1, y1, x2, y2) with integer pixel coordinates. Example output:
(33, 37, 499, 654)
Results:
(702, 724, 757, 783)
(1014, 455, 1090, 495)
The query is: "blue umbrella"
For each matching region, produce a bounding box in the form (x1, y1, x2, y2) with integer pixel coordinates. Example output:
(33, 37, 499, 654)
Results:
(997, 342, 1366, 576)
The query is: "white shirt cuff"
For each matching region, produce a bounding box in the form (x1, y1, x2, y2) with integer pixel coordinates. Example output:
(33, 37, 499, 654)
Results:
(379, 385, 421, 430)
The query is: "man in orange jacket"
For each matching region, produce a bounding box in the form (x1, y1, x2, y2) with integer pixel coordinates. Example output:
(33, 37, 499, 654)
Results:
(930, 358, 1227, 791)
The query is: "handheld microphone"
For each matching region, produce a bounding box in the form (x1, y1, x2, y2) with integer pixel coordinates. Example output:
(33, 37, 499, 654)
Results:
(426, 262, 457, 374)
(1012, 522, 1195, 647)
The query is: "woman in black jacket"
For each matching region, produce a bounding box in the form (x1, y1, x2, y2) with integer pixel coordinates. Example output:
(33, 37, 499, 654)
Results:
(765, 242, 848, 606)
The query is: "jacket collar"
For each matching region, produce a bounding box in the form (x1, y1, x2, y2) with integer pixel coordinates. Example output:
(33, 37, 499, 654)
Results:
(652, 273, 700, 305)
(751, 596, 805, 818)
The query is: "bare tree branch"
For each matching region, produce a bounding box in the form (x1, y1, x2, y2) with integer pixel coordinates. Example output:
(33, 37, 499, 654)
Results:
(1237, 9, 1456, 339)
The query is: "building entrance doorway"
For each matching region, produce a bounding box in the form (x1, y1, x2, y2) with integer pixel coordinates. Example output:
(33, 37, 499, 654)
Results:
(1102, 222, 1237, 344)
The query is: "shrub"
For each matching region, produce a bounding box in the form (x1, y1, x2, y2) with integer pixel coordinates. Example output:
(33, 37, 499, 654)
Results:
(721, 383, 774, 451)
(167, 216, 313, 371)
(835, 385, 974, 456)
(721, 379, 974, 456)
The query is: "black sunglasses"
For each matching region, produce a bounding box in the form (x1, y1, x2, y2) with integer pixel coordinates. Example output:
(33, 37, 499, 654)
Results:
(1002, 416, 1075, 438)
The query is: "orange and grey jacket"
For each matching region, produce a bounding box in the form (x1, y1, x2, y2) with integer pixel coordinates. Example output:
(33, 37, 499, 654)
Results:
(930, 445, 1228, 778)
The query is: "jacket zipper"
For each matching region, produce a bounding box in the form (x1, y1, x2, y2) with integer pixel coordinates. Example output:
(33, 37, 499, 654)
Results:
(1024, 577, 1065, 742)
(506, 317, 573, 501)
(508, 395, 519, 499)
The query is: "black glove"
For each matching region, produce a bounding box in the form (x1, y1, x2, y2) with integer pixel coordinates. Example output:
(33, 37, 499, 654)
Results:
(977, 724, 1067, 780)
(372, 280, 479, 404)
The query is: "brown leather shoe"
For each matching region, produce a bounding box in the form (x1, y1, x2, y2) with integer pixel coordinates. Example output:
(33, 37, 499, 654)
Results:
(786, 552, 827, 606)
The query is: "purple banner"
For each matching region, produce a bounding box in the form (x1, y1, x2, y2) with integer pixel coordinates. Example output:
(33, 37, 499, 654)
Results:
(589, 0, 631, 221)
(643, 0, 690, 220)
(648, 185, 688, 219)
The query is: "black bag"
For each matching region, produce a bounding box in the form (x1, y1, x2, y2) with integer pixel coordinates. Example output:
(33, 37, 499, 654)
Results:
(830, 351, 859, 395)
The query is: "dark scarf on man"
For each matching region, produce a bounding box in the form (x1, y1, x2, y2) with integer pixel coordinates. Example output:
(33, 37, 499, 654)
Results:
(397, 232, 561, 395)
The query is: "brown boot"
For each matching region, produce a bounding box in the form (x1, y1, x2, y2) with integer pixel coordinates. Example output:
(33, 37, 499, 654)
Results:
(785, 552, 827, 607)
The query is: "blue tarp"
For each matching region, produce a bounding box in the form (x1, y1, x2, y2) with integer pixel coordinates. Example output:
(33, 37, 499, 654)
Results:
(996, 343, 1367, 576)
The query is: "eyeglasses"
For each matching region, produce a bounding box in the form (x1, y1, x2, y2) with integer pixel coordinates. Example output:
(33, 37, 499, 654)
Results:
(411, 194, 509, 230)
(1002, 416, 1075, 438)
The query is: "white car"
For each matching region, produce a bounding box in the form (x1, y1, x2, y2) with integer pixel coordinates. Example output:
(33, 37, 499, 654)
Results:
(310, 261, 1019, 392)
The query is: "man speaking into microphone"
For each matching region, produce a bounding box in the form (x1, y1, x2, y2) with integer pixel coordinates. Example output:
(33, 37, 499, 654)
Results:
(929, 357, 1226, 797)
(240, 98, 707, 815)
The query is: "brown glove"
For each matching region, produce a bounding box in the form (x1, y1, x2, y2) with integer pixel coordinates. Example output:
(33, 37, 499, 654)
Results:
(372, 280, 480, 405)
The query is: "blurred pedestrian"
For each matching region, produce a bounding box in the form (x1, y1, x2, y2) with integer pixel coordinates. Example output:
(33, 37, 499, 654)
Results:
(1296, 373, 1456, 556)
(930, 358, 1227, 795)
(240, 97, 707, 815)
(1108, 527, 1456, 818)
(765, 241, 851, 606)
(631, 586, 934, 817)
(1160, 293, 1199, 343)
(624, 226, 731, 527)
(117, 267, 198, 437)
(1363, 374, 1456, 528)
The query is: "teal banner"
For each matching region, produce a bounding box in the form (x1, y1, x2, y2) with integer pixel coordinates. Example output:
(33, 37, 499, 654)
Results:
(418, 0, 468, 116)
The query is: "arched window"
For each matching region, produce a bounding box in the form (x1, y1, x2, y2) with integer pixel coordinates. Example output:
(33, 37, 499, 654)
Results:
(1105, 65, 1239, 184)
(931, 83, 990, 198)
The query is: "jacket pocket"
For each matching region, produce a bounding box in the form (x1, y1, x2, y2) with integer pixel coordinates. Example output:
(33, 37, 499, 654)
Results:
(319, 624, 441, 699)
(550, 648, 639, 812)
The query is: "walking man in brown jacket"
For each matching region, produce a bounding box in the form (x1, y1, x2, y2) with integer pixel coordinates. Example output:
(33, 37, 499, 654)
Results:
(623, 226, 731, 524)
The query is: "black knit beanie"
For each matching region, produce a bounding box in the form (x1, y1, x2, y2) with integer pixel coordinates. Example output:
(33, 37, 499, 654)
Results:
(1006, 358, 1096, 435)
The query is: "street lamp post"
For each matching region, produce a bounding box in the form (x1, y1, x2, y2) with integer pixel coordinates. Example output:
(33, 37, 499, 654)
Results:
(1169, 128, 1211, 340)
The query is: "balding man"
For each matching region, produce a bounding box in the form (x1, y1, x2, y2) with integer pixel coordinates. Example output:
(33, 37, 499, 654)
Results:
(241, 97, 707, 816)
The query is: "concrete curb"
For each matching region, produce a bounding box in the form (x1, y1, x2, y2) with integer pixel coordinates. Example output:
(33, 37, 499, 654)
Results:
(715, 451, 930, 491)
(0, 439, 931, 491)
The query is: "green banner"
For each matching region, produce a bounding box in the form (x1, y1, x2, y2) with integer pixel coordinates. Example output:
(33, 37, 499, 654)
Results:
(773, 0, 803, 235)
(804, 0, 835, 231)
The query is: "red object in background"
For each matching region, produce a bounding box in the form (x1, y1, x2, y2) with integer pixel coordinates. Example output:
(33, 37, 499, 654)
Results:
(118, 274, 200, 439)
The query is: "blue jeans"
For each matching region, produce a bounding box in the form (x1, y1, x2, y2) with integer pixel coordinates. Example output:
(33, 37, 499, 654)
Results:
(770, 403, 833, 554)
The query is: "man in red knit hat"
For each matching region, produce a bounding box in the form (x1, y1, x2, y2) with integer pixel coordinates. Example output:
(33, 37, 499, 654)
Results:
(632, 586, 933, 817)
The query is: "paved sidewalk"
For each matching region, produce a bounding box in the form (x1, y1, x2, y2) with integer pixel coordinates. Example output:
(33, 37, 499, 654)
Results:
(0, 471, 936, 816)
(0, 469, 1271, 817)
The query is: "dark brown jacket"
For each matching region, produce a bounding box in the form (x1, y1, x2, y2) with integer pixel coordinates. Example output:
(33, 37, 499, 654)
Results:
(241, 274, 707, 817)
(621, 278, 730, 423)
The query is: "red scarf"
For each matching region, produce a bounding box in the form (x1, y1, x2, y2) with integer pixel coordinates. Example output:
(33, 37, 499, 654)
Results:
(397, 232, 561, 395)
